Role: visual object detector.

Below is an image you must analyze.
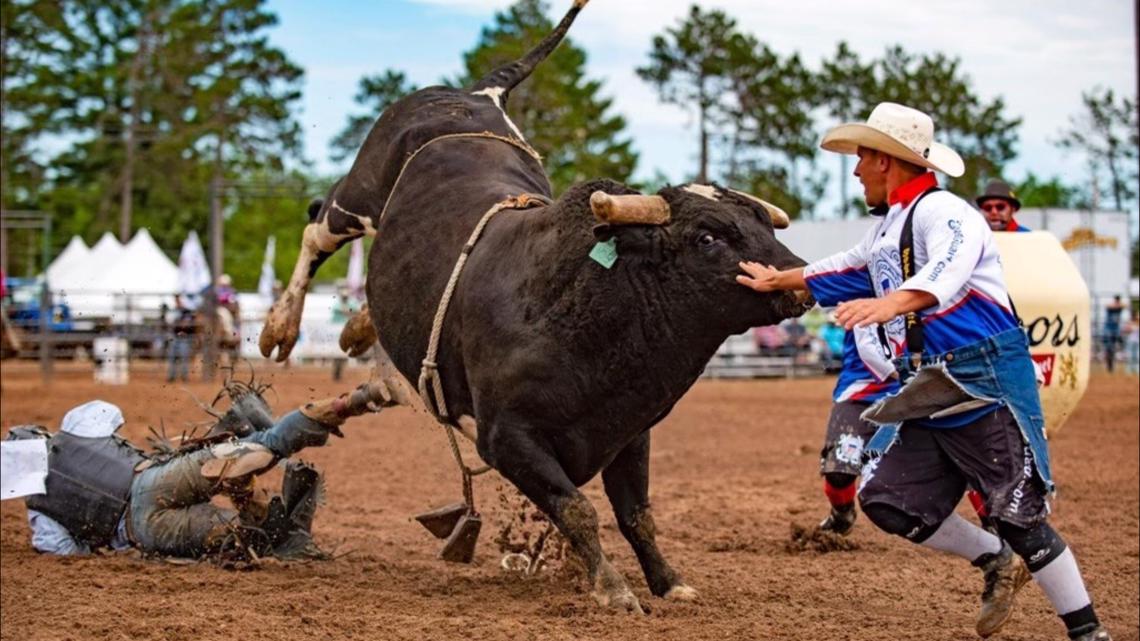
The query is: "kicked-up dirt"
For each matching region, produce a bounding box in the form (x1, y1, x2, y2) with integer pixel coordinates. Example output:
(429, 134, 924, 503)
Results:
(1, 361, 1137, 641)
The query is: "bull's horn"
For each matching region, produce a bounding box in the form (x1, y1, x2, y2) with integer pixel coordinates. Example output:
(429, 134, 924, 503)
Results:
(728, 189, 791, 229)
(590, 191, 671, 225)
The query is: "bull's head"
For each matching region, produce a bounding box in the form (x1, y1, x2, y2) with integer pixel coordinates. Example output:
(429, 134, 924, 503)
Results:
(590, 183, 813, 333)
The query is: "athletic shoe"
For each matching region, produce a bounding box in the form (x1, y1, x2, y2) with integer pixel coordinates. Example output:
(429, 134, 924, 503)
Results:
(1071, 626, 1112, 641)
(818, 504, 857, 536)
(975, 543, 1031, 637)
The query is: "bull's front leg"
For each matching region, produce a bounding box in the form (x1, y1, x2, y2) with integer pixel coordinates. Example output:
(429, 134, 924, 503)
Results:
(602, 431, 697, 601)
(261, 201, 371, 362)
(338, 303, 377, 357)
(484, 426, 644, 613)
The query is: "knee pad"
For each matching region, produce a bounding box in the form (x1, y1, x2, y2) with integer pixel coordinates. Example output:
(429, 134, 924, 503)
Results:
(861, 502, 939, 542)
(996, 521, 1067, 571)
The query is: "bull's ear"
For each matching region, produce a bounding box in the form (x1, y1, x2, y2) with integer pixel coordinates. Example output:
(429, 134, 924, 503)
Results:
(592, 223, 615, 242)
(307, 198, 325, 222)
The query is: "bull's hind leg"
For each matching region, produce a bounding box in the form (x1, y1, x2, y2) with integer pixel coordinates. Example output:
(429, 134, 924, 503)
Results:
(260, 197, 373, 361)
(484, 428, 644, 613)
(602, 431, 698, 601)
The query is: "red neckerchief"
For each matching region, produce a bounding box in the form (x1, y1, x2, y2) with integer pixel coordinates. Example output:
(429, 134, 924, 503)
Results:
(887, 172, 938, 207)
(1004, 218, 1021, 232)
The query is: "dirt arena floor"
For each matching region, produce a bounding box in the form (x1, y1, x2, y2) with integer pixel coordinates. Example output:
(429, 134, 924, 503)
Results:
(1, 361, 1137, 641)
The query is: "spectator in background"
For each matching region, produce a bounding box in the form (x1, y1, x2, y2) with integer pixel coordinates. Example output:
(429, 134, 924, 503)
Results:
(1125, 311, 1139, 375)
(1102, 295, 1125, 373)
(785, 318, 812, 353)
(752, 323, 790, 357)
(818, 317, 847, 371)
(215, 274, 238, 307)
(214, 274, 241, 366)
(975, 180, 1029, 232)
(0, 269, 21, 358)
(166, 295, 196, 383)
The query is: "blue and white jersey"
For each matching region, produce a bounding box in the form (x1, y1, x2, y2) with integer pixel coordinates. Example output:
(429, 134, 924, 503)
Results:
(833, 325, 899, 404)
(803, 174, 1019, 357)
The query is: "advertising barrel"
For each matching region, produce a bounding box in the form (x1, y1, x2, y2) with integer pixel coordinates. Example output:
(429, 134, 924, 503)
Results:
(993, 232, 1090, 435)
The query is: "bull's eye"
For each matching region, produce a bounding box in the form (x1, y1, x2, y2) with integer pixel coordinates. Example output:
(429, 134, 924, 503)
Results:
(697, 232, 716, 247)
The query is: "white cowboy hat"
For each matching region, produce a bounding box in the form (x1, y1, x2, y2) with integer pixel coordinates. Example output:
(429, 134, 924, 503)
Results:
(820, 102, 965, 178)
(61, 400, 125, 438)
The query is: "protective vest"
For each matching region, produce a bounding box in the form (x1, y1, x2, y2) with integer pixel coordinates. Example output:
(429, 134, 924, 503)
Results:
(25, 431, 146, 548)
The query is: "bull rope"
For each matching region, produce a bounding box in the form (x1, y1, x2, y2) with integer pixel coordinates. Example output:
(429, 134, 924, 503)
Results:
(382, 131, 549, 510)
(417, 193, 549, 506)
(377, 131, 541, 224)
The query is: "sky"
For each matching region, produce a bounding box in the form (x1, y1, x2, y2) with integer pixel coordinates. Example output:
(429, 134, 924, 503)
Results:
(267, 0, 1138, 218)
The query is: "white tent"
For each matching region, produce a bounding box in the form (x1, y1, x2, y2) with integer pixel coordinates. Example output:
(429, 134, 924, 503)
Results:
(52, 232, 124, 293)
(45, 236, 90, 289)
(93, 228, 178, 294)
(62, 229, 178, 322)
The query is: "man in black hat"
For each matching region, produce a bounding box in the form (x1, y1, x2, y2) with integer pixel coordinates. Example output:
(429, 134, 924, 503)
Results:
(976, 180, 1029, 232)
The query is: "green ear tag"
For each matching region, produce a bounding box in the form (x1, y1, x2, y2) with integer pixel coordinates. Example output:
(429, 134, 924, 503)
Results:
(589, 238, 619, 269)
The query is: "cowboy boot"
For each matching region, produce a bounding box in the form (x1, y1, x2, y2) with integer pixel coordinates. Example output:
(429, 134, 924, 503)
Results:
(269, 461, 328, 560)
(819, 503, 857, 536)
(1071, 626, 1113, 641)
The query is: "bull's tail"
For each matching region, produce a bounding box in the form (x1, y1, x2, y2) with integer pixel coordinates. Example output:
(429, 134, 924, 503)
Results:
(471, 0, 589, 96)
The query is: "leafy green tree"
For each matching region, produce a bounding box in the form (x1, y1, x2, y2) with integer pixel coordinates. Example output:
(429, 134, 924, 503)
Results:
(220, 172, 345, 290)
(0, 0, 57, 209)
(638, 5, 741, 184)
(455, 0, 636, 194)
(1056, 87, 1138, 211)
(2, 0, 305, 276)
(818, 42, 875, 217)
(1012, 173, 1081, 209)
(728, 43, 824, 218)
(865, 46, 1021, 197)
(330, 70, 418, 164)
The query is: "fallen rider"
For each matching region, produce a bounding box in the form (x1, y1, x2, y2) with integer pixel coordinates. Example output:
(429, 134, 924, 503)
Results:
(6, 387, 381, 563)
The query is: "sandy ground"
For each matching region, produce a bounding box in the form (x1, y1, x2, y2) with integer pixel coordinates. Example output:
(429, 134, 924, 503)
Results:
(1, 361, 1137, 641)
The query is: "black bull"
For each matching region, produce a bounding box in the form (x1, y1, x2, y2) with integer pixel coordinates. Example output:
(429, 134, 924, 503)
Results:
(260, 0, 812, 612)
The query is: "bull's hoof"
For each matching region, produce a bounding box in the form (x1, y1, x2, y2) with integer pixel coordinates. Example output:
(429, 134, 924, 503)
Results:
(338, 307, 377, 357)
(259, 297, 302, 362)
(664, 584, 699, 602)
(592, 587, 644, 615)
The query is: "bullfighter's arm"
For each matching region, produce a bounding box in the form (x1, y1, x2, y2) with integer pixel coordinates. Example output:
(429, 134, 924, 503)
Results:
(736, 263, 806, 293)
(834, 290, 938, 331)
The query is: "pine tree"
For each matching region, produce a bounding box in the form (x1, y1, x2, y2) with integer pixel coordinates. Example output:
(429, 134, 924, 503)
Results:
(456, 0, 636, 194)
(865, 46, 1021, 197)
(818, 42, 875, 217)
(729, 43, 824, 219)
(1, 0, 304, 260)
(329, 71, 417, 164)
(638, 5, 740, 184)
(1056, 87, 1138, 211)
